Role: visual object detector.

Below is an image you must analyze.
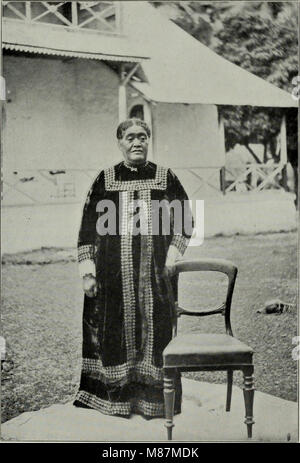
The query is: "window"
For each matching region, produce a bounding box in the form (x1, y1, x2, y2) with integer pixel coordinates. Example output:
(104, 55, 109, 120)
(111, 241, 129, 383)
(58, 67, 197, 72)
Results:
(129, 105, 144, 120)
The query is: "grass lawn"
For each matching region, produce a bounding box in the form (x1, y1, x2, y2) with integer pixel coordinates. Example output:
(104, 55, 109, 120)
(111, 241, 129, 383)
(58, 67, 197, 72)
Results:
(1, 231, 298, 423)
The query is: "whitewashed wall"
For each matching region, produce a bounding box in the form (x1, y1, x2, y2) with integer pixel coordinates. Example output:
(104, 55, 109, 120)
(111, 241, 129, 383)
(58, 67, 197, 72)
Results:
(3, 54, 122, 171)
(152, 103, 222, 169)
(2, 192, 296, 254)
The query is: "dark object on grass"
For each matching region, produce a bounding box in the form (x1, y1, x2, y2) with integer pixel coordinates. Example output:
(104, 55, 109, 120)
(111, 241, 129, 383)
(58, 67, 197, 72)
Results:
(257, 299, 293, 314)
(19, 176, 34, 183)
(49, 170, 66, 175)
(1, 359, 14, 373)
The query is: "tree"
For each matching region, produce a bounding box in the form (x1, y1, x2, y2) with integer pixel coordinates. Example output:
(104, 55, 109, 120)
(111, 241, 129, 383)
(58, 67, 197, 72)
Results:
(152, 1, 224, 47)
(214, 6, 297, 194)
(214, 4, 298, 93)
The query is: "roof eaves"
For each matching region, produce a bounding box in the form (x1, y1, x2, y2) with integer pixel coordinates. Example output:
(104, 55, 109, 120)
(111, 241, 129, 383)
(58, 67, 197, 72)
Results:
(3, 42, 147, 63)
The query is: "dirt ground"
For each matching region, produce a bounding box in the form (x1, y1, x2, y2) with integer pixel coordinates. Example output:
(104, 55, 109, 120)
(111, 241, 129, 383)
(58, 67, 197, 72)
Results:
(1, 231, 298, 424)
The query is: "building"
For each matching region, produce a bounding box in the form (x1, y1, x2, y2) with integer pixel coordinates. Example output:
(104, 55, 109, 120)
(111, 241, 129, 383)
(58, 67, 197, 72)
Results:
(1, 1, 297, 252)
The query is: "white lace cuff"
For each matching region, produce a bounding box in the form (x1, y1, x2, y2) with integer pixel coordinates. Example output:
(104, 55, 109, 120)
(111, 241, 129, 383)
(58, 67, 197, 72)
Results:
(171, 234, 190, 255)
(78, 259, 96, 278)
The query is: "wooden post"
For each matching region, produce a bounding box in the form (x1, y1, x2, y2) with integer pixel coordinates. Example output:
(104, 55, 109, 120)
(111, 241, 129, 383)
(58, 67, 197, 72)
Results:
(118, 64, 127, 122)
(282, 164, 288, 191)
(71, 2, 78, 27)
(220, 166, 226, 195)
(115, 0, 122, 33)
(143, 100, 153, 160)
(218, 110, 226, 194)
(150, 103, 158, 162)
(118, 63, 140, 123)
(25, 2, 31, 22)
(280, 113, 288, 191)
(280, 113, 287, 163)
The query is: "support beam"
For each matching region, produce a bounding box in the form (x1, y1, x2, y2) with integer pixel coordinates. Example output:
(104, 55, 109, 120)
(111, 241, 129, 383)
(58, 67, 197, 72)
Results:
(71, 2, 78, 27)
(150, 103, 158, 163)
(25, 2, 31, 22)
(218, 110, 226, 194)
(118, 84, 127, 122)
(115, 1, 122, 33)
(218, 112, 225, 157)
(280, 113, 287, 164)
(118, 64, 127, 122)
(220, 166, 226, 195)
(143, 100, 153, 160)
(123, 63, 140, 86)
(119, 64, 141, 122)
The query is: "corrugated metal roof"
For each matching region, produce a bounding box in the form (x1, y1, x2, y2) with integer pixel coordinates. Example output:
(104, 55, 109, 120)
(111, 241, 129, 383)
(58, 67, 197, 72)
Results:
(2, 2, 297, 107)
(3, 42, 144, 63)
(2, 18, 149, 63)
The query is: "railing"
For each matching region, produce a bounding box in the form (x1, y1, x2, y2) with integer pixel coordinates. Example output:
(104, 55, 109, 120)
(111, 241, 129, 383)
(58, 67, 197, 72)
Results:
(223, 163, 288, 193)
(2, 163, 290, 207)
(3, 167, 223, 206)
(2, 169, 98, 207)
(3, 1, 121, 34)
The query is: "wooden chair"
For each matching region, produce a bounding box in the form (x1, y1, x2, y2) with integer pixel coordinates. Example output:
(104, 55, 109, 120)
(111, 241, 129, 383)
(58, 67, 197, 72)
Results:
(163, 258, 254, 440)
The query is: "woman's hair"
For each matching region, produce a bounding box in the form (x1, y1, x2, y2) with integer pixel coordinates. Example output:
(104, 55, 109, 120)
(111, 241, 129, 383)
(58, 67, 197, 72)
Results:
(116, 118, 151, 139)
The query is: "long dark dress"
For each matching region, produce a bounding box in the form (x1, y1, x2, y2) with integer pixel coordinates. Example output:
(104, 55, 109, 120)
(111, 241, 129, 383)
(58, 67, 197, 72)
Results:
(74, 161, 192, 418)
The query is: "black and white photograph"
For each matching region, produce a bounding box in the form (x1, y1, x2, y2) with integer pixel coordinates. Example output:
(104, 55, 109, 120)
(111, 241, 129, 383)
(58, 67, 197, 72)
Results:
(0, 0, 299, 444)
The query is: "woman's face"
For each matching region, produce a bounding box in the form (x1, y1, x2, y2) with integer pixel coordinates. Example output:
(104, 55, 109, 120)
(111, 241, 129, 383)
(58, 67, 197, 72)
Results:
(118, 124, 149, 165)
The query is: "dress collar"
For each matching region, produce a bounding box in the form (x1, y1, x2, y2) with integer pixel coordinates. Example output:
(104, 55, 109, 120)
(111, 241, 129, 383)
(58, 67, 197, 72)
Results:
(123, 161, 149, 172)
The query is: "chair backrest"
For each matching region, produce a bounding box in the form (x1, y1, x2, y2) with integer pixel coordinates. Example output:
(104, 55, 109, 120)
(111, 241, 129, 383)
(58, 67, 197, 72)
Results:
(164, 258, 238, 337)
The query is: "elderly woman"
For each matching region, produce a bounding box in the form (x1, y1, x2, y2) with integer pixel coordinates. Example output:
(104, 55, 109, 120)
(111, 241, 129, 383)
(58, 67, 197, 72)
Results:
(74, 118, 193, 418)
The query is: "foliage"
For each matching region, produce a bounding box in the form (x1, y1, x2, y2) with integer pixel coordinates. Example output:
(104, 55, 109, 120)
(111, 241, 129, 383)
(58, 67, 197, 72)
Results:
(214, 6, 298, 157)
(214, 7, 297, 92)
(152, 1, 223, 47)
(220, 105, 283, 153)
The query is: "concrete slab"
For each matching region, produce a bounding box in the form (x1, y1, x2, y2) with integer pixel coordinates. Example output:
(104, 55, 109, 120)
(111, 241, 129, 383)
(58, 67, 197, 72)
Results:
(1, 379, 298, 442)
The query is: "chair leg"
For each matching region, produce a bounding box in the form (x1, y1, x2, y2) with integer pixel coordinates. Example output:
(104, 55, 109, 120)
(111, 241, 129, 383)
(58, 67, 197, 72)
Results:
(242, 366, 255, 438)
(163, 369, 176, 441)
(226, 370, 233, 411)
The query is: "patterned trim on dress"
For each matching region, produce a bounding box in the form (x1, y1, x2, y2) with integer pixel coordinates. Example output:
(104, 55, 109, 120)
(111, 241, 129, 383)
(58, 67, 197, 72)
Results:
(104, 164, 168, 191)
(82, 358, 163, 383)
(78, 244, 94, 262)
(171, 234, 190, 255)
(138, 189, 154, 363)
(75, 390, 164, 417)
(76, 390, 131, 415)
(120, 191, 136, 362)
(131, 399, 164, 417)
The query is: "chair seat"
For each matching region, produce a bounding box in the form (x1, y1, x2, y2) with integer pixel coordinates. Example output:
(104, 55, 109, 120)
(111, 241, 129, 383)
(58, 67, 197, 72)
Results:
(163, 333, 253, 367)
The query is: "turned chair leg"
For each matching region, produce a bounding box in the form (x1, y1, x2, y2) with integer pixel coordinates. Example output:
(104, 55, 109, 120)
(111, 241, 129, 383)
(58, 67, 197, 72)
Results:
(226, 370, 233, 411)
(242, 366, 255, 438)
(163, 369, 176, 441)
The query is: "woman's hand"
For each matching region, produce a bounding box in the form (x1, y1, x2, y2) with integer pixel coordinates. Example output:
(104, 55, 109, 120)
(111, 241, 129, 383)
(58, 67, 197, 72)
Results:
(82, 274, 98, 298)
